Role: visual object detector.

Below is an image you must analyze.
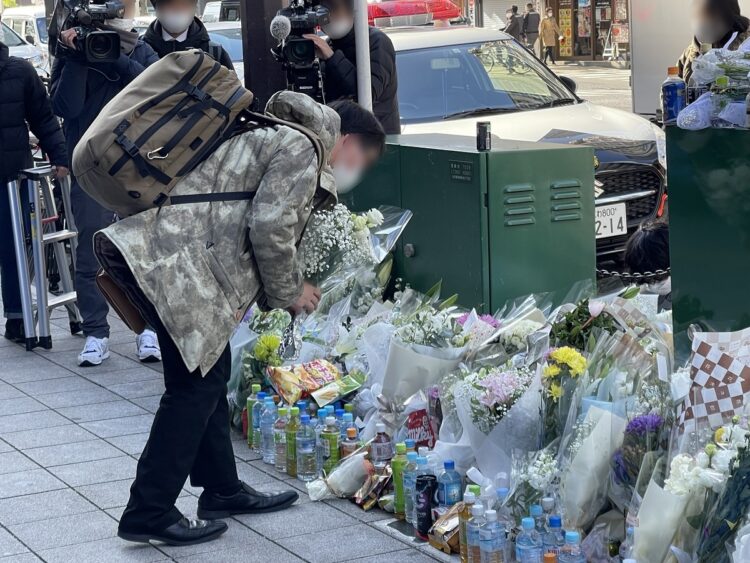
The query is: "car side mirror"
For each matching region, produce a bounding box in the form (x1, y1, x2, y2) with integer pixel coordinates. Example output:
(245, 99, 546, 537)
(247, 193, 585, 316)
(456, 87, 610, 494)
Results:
(25, 34, 36, 45)
(559, 75, 577, 93)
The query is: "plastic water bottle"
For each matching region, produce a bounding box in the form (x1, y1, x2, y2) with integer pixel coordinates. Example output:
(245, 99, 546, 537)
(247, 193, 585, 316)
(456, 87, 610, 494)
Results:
(411, 456, 431, 524)
(466, 503, 486, 563)
(325, 405, 335, 418)
(251, 391, 267, 452)
(285, 406, 300, 478)
(371, 423, 393, 470)
(315, 408, 327, 475)
(530, 504, 546, 534)
(246, 383, 261, 448)
(296, 414, 318, 482)
(392, 443, 408, 518)
(260, 398, 277, 464)
(516, 517, 543, 563)
(479, 509, 504, 563)
(543, 515, 565, 555)
(335, 408, 345, 428)
(541, 497, 555, 521)
(403, 452, 419, 525)
(274, 407, 288, 472)
(320, 416, 340, 474)
(437, 460, 462, 507)
(558, 531, 585, 563)
(619, 526, 635, 559)
(340, 412, 356, 440)
(459, 491, 477, 562)
(405, 438, 416, 453)
(661, 66, 686, 125)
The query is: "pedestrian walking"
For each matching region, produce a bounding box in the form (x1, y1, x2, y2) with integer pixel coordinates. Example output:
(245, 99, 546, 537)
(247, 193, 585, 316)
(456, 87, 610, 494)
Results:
(540, 6, 563, 65)
(523, 3, 541, 56)
(504, 5, 523, 41)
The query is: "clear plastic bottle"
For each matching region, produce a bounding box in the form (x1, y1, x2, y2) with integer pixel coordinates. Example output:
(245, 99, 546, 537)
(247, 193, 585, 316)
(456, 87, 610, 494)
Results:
(403, 452, 419, 525)
(530, 504, 546, 534)
(296, 414, 318, 482)
(315, 408, 328, 475)
(479, 509, 504, 563)
(340, 412, 356, 440)
(334, 408, 345, 428)
(619, 526, 634, 560)
(661, 66, 686, 125)
(371, 423, 393, 470)
(274, 407, 288, 472)
(467, 503, 486, 563)
(541, 497, 555, 521)
(405, 438, 416, 453)
(558, 531, 585, 563)
(344, 403, 354, 414)
(325, 405, 335, 418)
(411, 456, 431, 525)
(340, 427, 359, 459)
(543, 515, 565, 555)
(437, 460, 462, 507)
(251, 391, 267, 452)
(516, 517, 543, 563)
(285, 406, 300, 479)
(392, 443, 408, 518)
(459, 491, 477, 563)
(260, 398, 277, 464)
(320, 416, 340, 474)
(246, 383, 261, 448)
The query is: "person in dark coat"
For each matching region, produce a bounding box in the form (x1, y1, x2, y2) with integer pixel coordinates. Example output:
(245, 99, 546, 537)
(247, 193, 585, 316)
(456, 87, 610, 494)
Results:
(0, 36, 68, 343)
(50, 5, 162, 367)
(143, 0, 233, 70)
(523, 3, 541, 56)
(303, 0, 400, 134)
(505, 5, 523, 41)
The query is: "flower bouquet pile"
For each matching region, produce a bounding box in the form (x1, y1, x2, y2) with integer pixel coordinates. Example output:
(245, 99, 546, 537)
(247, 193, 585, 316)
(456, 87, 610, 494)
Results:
(541, 346, 587, 445)
(506, 446, 559, 522)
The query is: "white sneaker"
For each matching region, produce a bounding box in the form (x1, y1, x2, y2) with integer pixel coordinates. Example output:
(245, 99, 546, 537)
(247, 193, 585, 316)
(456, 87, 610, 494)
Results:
(136, 329, 162, 363)
(78, 336, 110, 367)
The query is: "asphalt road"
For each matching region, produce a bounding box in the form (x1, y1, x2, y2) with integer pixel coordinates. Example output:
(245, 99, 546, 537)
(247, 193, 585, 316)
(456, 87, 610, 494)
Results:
(553, 64, 633, 113)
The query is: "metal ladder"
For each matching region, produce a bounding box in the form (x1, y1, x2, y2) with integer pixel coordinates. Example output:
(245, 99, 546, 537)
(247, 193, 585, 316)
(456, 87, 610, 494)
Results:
(7, 166, 82, 350)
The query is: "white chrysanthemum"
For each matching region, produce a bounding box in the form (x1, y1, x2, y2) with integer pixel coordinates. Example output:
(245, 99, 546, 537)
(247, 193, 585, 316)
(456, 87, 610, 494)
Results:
(365, 209, 384, 228)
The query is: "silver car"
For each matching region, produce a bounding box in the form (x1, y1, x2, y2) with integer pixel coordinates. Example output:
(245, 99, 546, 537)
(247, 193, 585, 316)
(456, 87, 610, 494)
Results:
(1, 21, 48, 78)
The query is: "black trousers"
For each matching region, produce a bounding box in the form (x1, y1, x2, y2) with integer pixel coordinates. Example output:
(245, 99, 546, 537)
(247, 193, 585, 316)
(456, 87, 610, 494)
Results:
(543, 46, 556, 64)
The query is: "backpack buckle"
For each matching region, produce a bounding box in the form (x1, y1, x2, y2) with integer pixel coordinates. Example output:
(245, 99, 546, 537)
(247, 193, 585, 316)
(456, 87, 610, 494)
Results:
(116, 134, 140, 158)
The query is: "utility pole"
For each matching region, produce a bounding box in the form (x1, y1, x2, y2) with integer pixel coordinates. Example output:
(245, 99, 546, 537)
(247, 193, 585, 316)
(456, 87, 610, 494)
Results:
(240, 0, 287, 109)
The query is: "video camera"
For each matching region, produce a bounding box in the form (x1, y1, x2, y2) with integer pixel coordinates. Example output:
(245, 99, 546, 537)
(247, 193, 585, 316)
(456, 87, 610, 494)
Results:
(55, 0, 124, 63)
(270, 0, 330, 103)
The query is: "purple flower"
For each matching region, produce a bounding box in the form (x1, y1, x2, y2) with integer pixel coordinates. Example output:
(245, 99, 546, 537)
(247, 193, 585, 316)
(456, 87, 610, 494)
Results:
(612, 449, 628, 483)
(625, 413, 663, 436)
(456, 312, 501, 328)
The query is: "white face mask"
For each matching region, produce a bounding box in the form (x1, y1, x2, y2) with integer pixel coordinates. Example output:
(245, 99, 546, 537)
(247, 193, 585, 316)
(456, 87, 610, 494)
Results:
(108, 18, 134, 31)
(158, 11, 194, 35)
(693, 19, 729, 44)
(322, 18, 353, 40)
(332, 165, 363, 194)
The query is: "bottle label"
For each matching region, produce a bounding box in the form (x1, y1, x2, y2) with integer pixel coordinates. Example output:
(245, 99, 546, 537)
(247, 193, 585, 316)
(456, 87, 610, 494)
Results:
(274, 430, 286, 445)
(371, 441, 393, 462)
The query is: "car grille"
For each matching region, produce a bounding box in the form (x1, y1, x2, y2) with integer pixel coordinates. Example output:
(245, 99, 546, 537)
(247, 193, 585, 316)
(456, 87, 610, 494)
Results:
(597, 166, 663, 223)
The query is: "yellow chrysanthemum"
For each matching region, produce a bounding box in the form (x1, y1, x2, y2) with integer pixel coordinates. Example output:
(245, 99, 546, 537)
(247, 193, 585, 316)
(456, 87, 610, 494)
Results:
(715, 427, 726, 444)
(550, 346, 587, 377)
(543, 364, 561, 379)
(253, 334, 281, 363)
(548, 382, 563, 402)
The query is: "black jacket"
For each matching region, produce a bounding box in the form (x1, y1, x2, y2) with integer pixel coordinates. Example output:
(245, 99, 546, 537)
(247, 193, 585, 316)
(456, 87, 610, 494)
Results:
(505, 15, 523, 40)
(324, 26, 400, 134)
(143, 18, 234, 71)
(49, 40, 158, 168)
(523, 10, 541, 36)
(0, 42, 67, 182)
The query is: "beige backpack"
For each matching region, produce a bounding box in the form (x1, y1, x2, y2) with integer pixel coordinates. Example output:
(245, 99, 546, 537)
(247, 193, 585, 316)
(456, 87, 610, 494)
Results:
(72, 49, 322, 216)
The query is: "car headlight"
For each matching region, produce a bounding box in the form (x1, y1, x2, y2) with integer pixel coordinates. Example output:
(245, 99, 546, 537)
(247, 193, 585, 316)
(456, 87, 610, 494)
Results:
(651, 123, 667, 170)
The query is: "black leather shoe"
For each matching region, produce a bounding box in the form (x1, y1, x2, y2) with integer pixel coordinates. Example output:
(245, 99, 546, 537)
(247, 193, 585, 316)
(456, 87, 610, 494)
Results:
(197, 481, 299, 519)
(3, 320, 24, 344)
(118, 517, 228, 546)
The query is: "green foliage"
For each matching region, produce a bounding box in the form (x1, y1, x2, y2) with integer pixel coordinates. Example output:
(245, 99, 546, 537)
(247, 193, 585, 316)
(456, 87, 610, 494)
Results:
(550, 298, 617, 351)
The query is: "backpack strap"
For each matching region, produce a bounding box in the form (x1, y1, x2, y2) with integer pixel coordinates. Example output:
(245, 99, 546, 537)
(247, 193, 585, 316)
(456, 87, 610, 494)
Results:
(207, 41, 222, 63)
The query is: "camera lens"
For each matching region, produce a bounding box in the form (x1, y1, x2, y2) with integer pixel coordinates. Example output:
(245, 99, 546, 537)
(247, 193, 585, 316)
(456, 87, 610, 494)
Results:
(285, 38, 315, 66)
(89, 34, 112, 57)
(85, 30, 120, 62)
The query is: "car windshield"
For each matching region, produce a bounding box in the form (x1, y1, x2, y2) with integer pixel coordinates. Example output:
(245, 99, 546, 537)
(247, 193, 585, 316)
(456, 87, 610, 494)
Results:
(397, 39, 575, 123)
(209, 27, 242, 61)
(36, 18, 48, 43)
(1, 22, 25, 47)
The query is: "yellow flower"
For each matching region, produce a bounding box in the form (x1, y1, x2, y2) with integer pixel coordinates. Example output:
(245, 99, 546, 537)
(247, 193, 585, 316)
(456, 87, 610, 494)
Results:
(543, 364, 561, 379)
(715, 427, 726, 444)
(550, 346, 587, 377)
(548, 382, 563, 402)
(253, 334, 281, 364)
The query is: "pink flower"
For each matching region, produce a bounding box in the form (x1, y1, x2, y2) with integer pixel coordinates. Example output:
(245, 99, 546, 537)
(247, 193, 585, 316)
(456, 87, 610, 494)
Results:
(588, 300, 605, 318)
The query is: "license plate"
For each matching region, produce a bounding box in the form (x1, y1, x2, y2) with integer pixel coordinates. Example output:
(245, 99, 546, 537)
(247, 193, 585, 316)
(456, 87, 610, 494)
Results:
(595, 203, 627, 239)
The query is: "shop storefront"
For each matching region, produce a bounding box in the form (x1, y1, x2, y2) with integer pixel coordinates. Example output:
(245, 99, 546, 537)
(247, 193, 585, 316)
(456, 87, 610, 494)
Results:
(549, 0, 630, 60)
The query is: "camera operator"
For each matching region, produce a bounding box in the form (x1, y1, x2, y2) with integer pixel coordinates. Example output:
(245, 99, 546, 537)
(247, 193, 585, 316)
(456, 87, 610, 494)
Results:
(143, 0, 233, 69)
(0, 21, 68, 343)
(50, 0, 162, 367)
(303, 0, 400, 134)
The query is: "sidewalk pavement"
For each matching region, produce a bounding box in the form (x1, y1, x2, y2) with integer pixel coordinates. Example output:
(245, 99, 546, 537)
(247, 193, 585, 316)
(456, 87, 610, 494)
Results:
(0, 305, 449, 563)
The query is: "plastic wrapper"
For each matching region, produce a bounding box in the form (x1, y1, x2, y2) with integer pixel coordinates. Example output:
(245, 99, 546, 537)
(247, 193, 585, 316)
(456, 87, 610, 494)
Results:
(267, 359, 341, 405)
(306, 450, 374, 501)
(581, 522, 618, 563)
(393, 389, 438, 448)
(731, 522, 750, 562)
(311, 369, 366, 407)
(719, 101, 749, 127)
(355, 464, 392, 510)
(506, 443, 560, 522)
(632, 479, 691, 563)
(677, 92, 715, 130)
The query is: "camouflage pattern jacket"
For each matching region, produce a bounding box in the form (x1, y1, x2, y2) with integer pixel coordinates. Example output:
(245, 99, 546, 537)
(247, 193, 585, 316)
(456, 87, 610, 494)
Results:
(94, 92, 339, 374)
(678, 30, 750, 83)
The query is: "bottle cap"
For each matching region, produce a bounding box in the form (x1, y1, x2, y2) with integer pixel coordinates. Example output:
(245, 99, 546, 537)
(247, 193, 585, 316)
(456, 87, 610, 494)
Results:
(376, 422, 386, 434)
(251, 384, 261, 393)
(335, 408, 345, 418)
(541, 497, 555, 511)
(668, 66, 679, 75)
(290, 407, 299, 416)
(468, 484, 481, 496)
(317, 408, 327, 418)
(416, 456, 428, 466)
(257, 392, 267, 400)
(404, 439, 416, 449)
(300, 414, 310, 424)
(297, 400, 308, 410)
(407, 451, 418, 462)
(343, 413, 354, 422)
(627, 526, 634, 534)
(530, 504, 543, 517)
(565, 530, 580, 543)
(396, 443, 407, 454)
(344, 403, 354, 413)
(543, 554, 557, 563)
(549, 515, 562, 528)
(463, 491, 476, 503)
(444, 460, 455, 470)
(418, 446, 429, 457)
(272, 395, 279, 403)
(485, 509, 497, 521)
(471, 504, 485, 517)
(521, 517, 534, 530)
(278, 407, 288, 416)
(325, 405, 335, 415)
(496, 487, 509, 498)
(347, 428, 358, 439)
(325, 416, 336, 425)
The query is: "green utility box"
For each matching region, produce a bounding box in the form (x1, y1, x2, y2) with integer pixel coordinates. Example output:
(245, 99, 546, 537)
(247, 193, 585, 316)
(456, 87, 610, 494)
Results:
(667, 127, 750, 359)
(345, 134, 596, 312)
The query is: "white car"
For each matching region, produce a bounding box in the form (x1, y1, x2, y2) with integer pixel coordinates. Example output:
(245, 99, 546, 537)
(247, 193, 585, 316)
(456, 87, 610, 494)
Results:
(1, 6, 50, 73)
(387, 26, 667, 261)
(205, 21, 244, 82)
(1, 21, 47, 77)
(202, 1, 221, 23)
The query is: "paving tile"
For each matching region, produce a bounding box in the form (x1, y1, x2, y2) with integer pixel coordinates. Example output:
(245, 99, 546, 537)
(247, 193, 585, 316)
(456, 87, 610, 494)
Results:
(41, 350, 143, 376)
(0, 468, 66, 499)
(0, 396, 47, 416)
(2, 424, 97, 450)
(159, 519, 288, 559)
(0, 451, 39, 475)
(415, 543, 454, 562)
(324, 497, 394, 523)
(14, 376, 102, 397)
(80, 414, 155, 438)
(0, 553, 42, 562)
(0, 527, 27, 558)
(235, 498, 352, 539)
(0, 383, 23, 401)
(38, 536, 166, 563)
(108, 380, 166, 400)
(277, 523, 406, 563)
(174, 545, 304, 563)
(0, 356, 73, 384)
(77, 479, 137, 510)
(0, 345, 31, 359)
(0, 488, 97, 525)
(0, 410, 70, 433)
(352, 549, 441, 562)
(36, 388, 122, 409)
(106, 432, 150, 455)
(370, 518, 423, 549)
(23, 439, 124, 467)
(235, 461, 277, 486)
(0, 440, 12, 453)
(231, 438, 262, 462)
(56, 400, 148, 423)
(47, 455, 138, 487)
(105, 492, 197, 520)
(129, 395, 162, 414)
(81, 367, 161, 388)
(8, 510, 116, 551)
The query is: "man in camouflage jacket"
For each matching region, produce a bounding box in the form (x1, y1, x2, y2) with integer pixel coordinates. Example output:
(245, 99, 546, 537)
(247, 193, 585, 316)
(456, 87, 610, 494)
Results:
(95, 91, 386, 546)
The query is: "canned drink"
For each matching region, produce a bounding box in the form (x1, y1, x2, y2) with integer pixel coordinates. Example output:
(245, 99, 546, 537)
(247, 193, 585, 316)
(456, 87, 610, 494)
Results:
(477, 121, 491, 151)
(415, 474, 438, 539)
